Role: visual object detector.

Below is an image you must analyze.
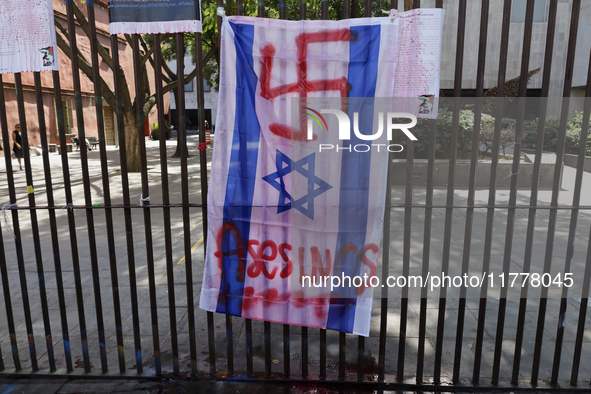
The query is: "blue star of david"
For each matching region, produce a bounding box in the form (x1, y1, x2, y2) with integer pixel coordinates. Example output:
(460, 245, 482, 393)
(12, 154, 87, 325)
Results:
(262, 150, 332, 220)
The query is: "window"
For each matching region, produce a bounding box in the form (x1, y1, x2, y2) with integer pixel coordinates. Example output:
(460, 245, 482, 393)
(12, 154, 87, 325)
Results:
(511, 0, 547, 23)
(184, 75, 193, 92)
(204, 78, 211, 92)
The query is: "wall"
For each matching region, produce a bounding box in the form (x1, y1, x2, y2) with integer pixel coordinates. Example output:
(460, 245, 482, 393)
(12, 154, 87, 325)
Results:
(430, 0, 589, 117)
(391, 159, 562, 189)
(169, 54, 219, 128)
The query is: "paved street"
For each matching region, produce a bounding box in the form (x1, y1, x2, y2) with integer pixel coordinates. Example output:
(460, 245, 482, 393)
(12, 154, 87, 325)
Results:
(1, 135, 591, 388)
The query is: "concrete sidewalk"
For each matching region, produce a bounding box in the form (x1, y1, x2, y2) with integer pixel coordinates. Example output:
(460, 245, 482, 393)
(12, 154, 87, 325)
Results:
(0, 376, 393, 393)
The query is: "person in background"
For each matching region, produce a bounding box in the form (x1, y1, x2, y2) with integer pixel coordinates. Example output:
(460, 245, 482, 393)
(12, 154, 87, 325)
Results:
(12, 124, 24, 170)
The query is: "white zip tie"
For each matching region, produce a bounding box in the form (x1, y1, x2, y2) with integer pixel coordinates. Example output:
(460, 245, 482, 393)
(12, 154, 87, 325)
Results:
(2, 203, 17, 240)
(140, 194, 150, 206)
(503, 171, 520, 180)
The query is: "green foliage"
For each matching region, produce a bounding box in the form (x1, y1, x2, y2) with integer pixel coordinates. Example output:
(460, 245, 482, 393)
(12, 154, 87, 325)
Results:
(522, 112, 590, 156)
(406, 108, 588, 160)
(198, 0, 395, 90)
(411, 108, 487, 159)
(566, 111, 591, 156)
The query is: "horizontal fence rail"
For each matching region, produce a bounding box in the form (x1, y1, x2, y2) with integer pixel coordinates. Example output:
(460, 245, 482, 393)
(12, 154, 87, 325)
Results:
(0, 0, 591, 391)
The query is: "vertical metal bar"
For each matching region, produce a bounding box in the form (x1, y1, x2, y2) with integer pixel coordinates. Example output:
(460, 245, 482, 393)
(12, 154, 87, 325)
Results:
(276, 2, 289, 380)
(279, 0, 287, 20)
(415, 141, 428, 380)
(553, 60, 590, 384)
(108, 35, 133, 373)
(38, 70, 74, 373)
(284, 324, 290, 378)
(50, 66, 91, 374)
(246, 318, 253, 377)
(0, 217, 19, 371)
(377, 0, 397, 384)
(194, 22, 217, 376)
(353, 1, 373, 382)
(318, 327, 325, 379)
(264, 321, 272, 378)
(343, 0, 350, 19)
(453, 0, 489, 384)
(338, 331, 346, 380)
(511, 0, 557, 385)
(298, 2, 308, 380)
(258, 0, 265, 17)
(321, 0, 328, 19)
(17, 72, 56, 371)
(0, 77, 21, 371)
(357, 336, 364, 382)
(472, 0, 511, 385)
(415, 0, 430, 383)
(32, 72, 67, 372)
(111, 33, 147, 376)
(206, 312, 216, 376)
(133, 34, 156, 376)
(65, 0, 108, 373)
(570, 49, 591, 386)
(433, 0, 465, 384)
(397, 140, 414, 382)
(378, 156, 394, 382)
(301, 326, 308, 377)
(244, 0, 270, 379)
(226, 315, 234, 377)
(314, 0, 329, 381)
(9, 75, 39, 372)
(531, 0, 580, 386)
(156, 32, 182, 376)
(300, 0, 307, 20)
(172, 35, 198, 378)
(491, 0, 535, 386)
(86, 0, 125, 373)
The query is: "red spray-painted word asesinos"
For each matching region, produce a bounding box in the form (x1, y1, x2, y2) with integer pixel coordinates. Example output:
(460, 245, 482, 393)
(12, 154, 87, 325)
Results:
(214, 222, 379, 296)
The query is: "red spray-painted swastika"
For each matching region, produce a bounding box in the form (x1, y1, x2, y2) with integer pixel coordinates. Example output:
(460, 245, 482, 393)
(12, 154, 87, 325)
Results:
(259, 29, 353, 141)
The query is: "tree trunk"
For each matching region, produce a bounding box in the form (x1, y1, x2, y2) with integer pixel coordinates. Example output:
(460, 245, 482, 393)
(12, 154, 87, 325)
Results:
(171, 89, 189, 159)
(123, 112, 142, 173)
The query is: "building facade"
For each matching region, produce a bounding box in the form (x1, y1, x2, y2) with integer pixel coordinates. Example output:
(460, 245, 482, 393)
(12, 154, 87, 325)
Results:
(1, 0, 169, 150)
(438, 0, 590, 116)
(168, 54, 217, 132)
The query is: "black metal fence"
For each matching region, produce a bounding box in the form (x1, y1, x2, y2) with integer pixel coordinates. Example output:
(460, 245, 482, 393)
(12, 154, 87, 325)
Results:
(1, 0, 591, 391)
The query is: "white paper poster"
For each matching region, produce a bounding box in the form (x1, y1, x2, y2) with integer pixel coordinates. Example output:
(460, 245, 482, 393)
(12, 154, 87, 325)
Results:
(0, 0, 59, 74)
